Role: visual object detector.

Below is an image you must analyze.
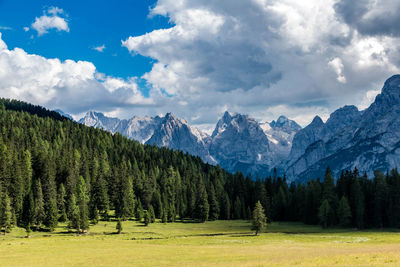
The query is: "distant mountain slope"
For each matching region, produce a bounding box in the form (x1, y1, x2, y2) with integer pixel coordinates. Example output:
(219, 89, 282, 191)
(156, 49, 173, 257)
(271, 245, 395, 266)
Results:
(79, 110, 301, 177)
(286, 75, 400, 181)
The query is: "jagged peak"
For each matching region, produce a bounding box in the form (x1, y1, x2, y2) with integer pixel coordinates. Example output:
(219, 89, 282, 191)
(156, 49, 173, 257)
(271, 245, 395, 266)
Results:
(310, 115, 324, 125)
(380, 74, 400, 97)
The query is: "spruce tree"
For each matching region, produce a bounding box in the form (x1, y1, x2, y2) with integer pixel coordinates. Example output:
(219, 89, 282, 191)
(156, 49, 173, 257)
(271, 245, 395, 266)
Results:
(149, 205, 156, 223)
(252, 201, 267, 235)
(77, 176, 89, 233)
(337, 196, 352, 227)
(57, 184, 67, 222)
(318, 199, 331, 228)
(0, 192, 12, 234)
(116, 219, 122, 234)
(143, 210, 150, 226)
(136, 200, 144, 222)
(208, 184, 219, 221)
(195, 180, 209, 222)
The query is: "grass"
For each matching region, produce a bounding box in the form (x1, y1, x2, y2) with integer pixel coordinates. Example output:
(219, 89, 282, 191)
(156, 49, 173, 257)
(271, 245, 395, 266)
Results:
(1, 220, 400, 266)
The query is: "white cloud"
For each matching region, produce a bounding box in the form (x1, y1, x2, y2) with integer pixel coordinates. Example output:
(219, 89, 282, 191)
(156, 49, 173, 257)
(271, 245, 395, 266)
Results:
(93, 44, 106, 52)
(328, 57, 346, 83)
(121, 0, 400, 127)
(31, 7, 69, 36)
(0, 35, 152, 115)
(23, 27, 29, 32)
(0, 26, 12, 30)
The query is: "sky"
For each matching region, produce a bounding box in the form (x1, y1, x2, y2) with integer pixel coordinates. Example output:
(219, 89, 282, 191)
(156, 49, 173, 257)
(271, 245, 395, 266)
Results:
(0, 0, 399, 133)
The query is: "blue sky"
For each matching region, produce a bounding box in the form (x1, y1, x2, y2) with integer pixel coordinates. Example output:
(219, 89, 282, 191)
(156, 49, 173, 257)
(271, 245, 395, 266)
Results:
(0, 0, 171, 80)
(0, 0, 399, 131)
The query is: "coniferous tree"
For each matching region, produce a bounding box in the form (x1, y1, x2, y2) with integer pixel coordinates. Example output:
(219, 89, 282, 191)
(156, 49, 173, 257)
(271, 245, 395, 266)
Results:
(116, 219, 122, 234)
(233, 196, 243, 219)
(67, 193, 80, 232)
(33, 179, 45, 227)
(252, 201, 267, 235)
(57, 184, 67, 222)
(135, 199, 144, 222)
(208, 184, 219, 221)
(148, 205, 156, 223)
(318, 199, 331, 228)
(0, 192, 12, 234)
(195, 180, 209, 222)
(143, 210, 150, 226)
(337, 196, 352, 227)
(77, 176, 89, 233)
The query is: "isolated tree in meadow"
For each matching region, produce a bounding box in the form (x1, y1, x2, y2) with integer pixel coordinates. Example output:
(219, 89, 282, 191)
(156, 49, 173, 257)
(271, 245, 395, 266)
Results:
(143, 210, 150, 226)
(116, 219, 122, 234)
(0, 192, 12, 234)
(148, 205, 156, 223)
(252, 201, 267, 235)
(318, 199, 331, 228)
(337, 196, 352, 227)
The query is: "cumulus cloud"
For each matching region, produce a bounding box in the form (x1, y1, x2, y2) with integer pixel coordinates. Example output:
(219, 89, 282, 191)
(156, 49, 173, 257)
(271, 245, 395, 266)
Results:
(3, 0, 400, 130)
(335, 0, 400, 37)
(31, 7, 69, 36)
(93, 44, 106, 52)
(328, 58, 346, 83)
(0, 34, 153, 116)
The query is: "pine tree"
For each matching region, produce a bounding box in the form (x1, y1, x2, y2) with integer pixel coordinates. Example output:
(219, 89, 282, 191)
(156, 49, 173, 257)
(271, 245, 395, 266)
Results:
(149, 205, 156, 223)
(252, 201, 267, 235)
(33, 179, 45, 227)
(195, 180, 209, 222)
(116, 219, 123, 234)
(57, 184, 67, 222)
(337, 196, 352, 227)
(67, 194, 80, 232)
(143, 210, 150, 226)
(208, 184, 219, 221)
(136, 200, 144, 222)
(318, 199, 331, 228)
(234, 196, 243, 219)
(21, 191, 35, 229)
(0, 192, 12, 234)
(77, 176, 89, 233)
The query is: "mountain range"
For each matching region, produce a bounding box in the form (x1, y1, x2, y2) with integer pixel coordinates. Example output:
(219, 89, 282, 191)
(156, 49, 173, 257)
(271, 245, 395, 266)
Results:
(60, 75, 400, 181)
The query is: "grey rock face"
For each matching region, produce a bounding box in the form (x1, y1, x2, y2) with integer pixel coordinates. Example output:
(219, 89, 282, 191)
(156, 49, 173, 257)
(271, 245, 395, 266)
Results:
(286, 75, 400, 181)
(209, 112, 272, 176)
(79, 111, 215, 164)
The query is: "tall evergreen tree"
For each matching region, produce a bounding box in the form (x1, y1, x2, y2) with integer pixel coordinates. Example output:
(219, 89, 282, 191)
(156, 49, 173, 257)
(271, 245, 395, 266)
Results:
(252, 201, 267, 235)
(76, 176, 89, 233)
(337, 196, 352, 227)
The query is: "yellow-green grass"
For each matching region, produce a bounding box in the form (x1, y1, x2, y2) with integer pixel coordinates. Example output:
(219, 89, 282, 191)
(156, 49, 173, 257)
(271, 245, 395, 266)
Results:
(1, 220, 400, 266)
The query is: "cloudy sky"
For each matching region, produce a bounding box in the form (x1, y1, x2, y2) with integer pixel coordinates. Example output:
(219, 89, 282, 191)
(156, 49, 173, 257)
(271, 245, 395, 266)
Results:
(0, 0, 399, 132)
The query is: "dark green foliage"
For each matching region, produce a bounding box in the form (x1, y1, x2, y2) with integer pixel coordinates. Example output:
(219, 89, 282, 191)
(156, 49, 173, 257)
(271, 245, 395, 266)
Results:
(0, 192, 12, 234)
(135, 200, 144, 222)
(148, 205, 156, 223)
(318, 199, 331, 228)
(1, 98, 400, 231)
(143, 210, 150, 226)
(195, 179, 209, 222)
(337, 196, 352, 227)
(252, 201, 267, 235)
(116, 219, 122, 234)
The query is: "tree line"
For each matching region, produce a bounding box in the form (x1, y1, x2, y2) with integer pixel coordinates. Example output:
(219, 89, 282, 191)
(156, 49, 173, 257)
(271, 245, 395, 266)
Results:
(0, 99, 399, 234)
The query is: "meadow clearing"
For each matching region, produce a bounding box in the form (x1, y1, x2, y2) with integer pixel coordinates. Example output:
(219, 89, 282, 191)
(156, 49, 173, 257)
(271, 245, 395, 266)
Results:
(0, 220, 400, 266)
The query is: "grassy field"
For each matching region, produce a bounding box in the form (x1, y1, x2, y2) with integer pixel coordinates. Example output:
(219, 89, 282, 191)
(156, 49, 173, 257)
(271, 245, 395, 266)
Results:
(1, 220, 400, 266)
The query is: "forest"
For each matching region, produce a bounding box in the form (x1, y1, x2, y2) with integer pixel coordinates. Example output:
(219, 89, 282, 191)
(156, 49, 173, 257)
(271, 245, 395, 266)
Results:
(0, 98, 400, 235)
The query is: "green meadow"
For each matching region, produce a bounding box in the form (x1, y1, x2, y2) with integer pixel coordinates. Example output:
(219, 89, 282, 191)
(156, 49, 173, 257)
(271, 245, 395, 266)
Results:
(1, 220, 400, 266)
